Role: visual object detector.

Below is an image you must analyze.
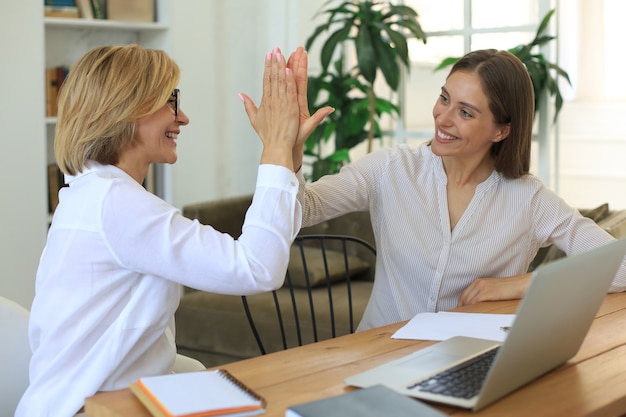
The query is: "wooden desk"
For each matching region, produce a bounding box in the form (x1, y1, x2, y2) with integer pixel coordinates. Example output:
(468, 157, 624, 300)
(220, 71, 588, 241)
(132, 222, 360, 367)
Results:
(84, 293, 626, 417)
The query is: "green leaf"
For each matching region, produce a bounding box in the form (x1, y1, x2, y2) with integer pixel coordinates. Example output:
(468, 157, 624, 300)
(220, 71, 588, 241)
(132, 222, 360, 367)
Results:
(328, 148, 351, 162)
(386, 4, 418, 18)
(374, 97, 400, 117)
(394, 18, 427, 43)
(355, 25, 377, 84)
(509, 44, 531, 61)
(372, 34, 400, 90)
(320, 24, 352, 72)
(535, 9, 555, 39)
(434, 56, 460, 72)
(530, 35, 556, 47)
(305, 22, 334, 51)
(547, 62, 572, 85)
(381, 25, 410, 67)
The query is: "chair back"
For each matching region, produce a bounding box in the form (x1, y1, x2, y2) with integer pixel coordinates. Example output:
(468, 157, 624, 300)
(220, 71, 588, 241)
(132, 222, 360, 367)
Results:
(0, 296, 31, 416)
(242, 234, 376, 355)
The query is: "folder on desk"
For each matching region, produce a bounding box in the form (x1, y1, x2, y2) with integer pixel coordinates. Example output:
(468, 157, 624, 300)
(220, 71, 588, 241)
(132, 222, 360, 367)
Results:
(129, 369, 265, 417)
(285, 385, 446, 417)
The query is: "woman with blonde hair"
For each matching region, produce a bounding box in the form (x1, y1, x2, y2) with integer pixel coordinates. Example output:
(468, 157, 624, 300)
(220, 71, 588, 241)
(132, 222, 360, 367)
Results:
(16, 44, 331, 417)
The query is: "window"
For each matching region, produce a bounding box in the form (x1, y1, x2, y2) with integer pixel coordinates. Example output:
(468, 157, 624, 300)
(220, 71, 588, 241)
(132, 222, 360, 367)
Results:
(389, 0, 552, 147)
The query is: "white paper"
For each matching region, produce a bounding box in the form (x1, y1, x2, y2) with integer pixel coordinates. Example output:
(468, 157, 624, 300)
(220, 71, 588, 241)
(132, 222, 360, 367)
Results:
(392, 312, 516, 342)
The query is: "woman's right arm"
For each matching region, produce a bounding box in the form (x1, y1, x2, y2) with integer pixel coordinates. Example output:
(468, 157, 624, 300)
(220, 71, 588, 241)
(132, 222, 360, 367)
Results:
(295, 146, 394, 227)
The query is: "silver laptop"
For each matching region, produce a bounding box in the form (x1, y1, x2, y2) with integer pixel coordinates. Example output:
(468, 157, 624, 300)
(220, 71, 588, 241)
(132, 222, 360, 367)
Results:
(346, 238, 626, 411)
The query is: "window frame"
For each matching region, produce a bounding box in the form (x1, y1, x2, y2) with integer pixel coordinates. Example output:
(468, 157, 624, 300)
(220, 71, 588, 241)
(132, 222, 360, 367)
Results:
(386, 0, 557, 186)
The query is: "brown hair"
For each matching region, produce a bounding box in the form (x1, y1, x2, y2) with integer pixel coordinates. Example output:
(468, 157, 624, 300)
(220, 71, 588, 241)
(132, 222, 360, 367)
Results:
(449, 49, 535, 178)
(54, 44, 180, 175)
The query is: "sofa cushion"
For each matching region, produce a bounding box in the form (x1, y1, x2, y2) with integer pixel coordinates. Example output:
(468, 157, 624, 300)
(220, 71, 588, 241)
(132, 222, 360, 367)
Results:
(599, 210, 626, 239)
(287, 245, 370, 289)
(580, 203, 611, 223)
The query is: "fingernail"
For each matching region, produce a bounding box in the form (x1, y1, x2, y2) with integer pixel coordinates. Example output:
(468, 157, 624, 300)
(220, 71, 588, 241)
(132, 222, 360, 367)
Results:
(272, 46, 282, 61)
(266, 51, 272, 61)
(238, 93, 244, 102)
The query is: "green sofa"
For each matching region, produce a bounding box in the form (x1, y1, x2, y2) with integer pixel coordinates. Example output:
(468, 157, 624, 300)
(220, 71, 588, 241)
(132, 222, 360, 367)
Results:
(175, 196, 626, 367)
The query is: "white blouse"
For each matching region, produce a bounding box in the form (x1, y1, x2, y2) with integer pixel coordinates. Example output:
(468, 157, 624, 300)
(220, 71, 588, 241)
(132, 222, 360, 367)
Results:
(297, 144, 626, 331)
(17, 162, 301, 417)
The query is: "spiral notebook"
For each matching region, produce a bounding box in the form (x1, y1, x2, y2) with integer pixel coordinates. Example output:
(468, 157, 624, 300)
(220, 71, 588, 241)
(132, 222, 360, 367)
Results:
(129, 369, 266, 417)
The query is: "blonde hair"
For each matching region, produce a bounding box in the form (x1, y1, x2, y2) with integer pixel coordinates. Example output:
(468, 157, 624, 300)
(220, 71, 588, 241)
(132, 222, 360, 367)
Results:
(55, 44, 180, 175)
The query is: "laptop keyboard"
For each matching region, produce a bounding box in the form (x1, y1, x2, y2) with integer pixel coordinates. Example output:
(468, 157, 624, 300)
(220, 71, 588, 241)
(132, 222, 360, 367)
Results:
(407, 347, 500, 399)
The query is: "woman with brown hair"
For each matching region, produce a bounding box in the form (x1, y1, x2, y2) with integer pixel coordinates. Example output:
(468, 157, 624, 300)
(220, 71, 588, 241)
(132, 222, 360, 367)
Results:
(292, 49, 626, 331)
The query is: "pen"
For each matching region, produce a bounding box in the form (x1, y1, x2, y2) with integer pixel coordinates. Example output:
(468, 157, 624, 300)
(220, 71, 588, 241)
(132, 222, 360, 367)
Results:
(500, 326, 511, 332)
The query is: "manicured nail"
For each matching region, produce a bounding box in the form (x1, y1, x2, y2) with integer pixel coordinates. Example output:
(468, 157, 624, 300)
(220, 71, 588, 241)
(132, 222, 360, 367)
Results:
(238, 93, 244, 102)
(272, 46, 281, 62)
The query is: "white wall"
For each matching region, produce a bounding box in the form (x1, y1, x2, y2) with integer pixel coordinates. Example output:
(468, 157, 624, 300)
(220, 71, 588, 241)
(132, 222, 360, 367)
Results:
(555, 0, 626, 210)
(168, 0, 324, 209)
(557, 102, 626, 210)
(0, 2, 47, 308)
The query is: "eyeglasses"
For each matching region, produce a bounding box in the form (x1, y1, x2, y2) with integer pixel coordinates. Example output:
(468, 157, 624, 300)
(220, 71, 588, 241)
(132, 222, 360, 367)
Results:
(168, 88, 180, 116)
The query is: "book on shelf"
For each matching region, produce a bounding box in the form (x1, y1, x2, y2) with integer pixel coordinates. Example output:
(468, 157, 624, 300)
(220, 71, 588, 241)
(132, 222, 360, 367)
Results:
(45, 66, 69, 117)
(44, 0, 80, 18)
(129, 369, 266, 417)
(47, 163, 67, 214)
(45, 0, 77, 5)
(106, 0, 155, 22)
(90, 0, 106, 19)
(45, 68, 57, 117)
(75, 0, 93, 19)
(285, 385, 447, 417)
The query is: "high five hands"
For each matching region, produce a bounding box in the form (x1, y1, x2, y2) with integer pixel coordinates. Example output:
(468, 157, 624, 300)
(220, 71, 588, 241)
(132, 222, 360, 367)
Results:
(240, 46, 334, 172)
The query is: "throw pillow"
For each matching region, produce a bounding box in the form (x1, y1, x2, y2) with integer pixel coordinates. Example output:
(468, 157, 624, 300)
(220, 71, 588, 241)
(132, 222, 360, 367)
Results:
(579, 203, 610, 223)
(286, 246, 370, 289)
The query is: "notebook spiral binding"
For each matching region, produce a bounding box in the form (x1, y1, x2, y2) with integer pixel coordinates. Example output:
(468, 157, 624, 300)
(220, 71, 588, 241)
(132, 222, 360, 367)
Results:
(217, 369, 267, 407)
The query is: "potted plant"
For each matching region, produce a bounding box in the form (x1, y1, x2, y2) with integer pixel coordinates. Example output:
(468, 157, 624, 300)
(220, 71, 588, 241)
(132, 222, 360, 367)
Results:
(304, 0, 426, 181)
(436, 9, 571, 122)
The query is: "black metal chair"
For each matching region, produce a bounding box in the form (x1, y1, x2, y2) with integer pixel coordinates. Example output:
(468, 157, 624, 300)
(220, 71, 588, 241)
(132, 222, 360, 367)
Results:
(241, 234, 377, 355)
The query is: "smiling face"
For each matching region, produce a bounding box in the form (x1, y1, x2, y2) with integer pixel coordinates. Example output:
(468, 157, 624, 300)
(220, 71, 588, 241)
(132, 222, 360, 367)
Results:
(134, 94, 189, 164)
(431, 70, 510, 164)
(117, 92, 190, 183)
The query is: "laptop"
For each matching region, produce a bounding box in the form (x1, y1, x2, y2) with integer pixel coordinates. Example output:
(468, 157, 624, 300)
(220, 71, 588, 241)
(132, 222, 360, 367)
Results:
(345, 238, 626, 411)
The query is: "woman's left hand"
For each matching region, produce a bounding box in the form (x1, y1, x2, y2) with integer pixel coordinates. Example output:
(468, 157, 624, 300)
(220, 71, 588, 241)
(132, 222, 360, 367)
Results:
(457, 273, 532, 307)
(286, 46, 334, 171)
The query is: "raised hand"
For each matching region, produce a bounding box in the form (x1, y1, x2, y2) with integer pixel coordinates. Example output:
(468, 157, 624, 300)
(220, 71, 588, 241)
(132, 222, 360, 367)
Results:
(286, 46, 335, 172)
(240, 47, 299, 171)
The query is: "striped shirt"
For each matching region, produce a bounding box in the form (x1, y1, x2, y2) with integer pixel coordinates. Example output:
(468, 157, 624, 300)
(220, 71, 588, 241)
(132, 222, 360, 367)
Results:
(297, 144, 626, 330)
